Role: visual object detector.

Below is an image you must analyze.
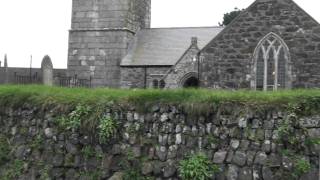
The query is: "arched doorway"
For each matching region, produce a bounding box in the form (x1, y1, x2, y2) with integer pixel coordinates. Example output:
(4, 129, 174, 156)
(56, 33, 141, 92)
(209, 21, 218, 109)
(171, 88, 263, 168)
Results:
(183, 77, 199, 88)
(180, 72, 199, 88)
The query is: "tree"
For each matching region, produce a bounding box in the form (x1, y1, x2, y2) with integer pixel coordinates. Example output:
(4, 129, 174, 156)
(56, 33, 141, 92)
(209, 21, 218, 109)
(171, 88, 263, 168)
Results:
(219, 8, 243, 26)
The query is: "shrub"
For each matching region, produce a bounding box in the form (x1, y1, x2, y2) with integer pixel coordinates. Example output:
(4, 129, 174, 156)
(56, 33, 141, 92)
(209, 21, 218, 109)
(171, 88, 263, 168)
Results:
(178, 153, 219, 180)
(98, 116, 118, 142)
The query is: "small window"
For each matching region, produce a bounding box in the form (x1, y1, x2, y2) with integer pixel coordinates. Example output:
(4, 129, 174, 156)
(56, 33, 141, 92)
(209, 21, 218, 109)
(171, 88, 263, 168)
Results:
(152, 79, 159, 88)
(159, 80, 166, 89)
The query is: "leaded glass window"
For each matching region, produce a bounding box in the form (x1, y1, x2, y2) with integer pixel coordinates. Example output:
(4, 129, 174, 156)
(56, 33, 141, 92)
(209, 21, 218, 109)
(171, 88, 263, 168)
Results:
(253, 33, 290, 91)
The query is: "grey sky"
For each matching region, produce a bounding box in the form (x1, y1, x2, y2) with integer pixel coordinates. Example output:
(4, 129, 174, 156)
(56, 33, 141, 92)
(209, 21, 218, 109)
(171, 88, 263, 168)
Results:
(0, 0, 319, 68)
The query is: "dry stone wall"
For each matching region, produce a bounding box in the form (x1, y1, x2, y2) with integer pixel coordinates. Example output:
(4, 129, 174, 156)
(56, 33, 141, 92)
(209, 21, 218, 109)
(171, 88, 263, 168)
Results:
(0, 103, 319, 179)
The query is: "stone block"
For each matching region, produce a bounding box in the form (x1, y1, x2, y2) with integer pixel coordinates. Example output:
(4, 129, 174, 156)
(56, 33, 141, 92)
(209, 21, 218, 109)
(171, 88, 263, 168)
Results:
(213, 151, 228, 164)
(226, 164, 239, 180)
(156, 146, 167, 162)
(231, 139, 240, 150)
(232, 151, 247, 167)
(238, 167, 253, 180)
(254, 152, 267, 165)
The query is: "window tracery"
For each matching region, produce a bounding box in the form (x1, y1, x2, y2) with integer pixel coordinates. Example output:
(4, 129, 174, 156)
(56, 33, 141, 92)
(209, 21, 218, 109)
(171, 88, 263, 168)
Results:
(253, 33, 290, 91)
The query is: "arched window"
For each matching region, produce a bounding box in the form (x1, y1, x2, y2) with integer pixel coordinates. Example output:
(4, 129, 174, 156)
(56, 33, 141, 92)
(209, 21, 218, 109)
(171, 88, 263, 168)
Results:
(252, 32, 291, 91)
(152, 79, 159, 89)
(159, 80, 166, 89)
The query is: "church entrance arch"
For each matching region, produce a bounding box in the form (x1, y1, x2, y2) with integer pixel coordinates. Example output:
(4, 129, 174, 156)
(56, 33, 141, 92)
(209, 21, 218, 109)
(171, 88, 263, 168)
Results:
(180, 72, 199, 88)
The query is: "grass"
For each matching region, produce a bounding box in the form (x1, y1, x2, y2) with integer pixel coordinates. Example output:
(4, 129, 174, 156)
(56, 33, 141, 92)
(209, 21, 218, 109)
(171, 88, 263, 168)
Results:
(0, 85, 320, 113)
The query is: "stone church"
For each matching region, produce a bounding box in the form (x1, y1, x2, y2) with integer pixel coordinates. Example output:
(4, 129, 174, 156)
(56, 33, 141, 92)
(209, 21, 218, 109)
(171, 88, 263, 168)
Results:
(67, 0, 320, 90)
(1, 0, 320, 90)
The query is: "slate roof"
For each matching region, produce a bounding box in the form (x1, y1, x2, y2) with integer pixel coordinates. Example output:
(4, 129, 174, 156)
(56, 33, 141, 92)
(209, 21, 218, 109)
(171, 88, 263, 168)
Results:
(121, 27, 223, 66)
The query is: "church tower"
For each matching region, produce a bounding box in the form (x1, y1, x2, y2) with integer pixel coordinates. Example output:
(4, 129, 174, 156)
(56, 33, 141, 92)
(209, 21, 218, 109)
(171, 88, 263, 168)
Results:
(68, 0, 151, 87)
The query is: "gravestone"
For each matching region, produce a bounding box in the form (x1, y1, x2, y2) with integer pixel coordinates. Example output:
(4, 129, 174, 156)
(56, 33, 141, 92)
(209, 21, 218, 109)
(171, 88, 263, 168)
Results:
(41, 55, 53, 86)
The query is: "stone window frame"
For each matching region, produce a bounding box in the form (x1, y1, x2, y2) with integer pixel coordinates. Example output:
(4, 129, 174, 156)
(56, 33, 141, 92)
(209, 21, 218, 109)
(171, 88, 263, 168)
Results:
(251, 32, 292, 91)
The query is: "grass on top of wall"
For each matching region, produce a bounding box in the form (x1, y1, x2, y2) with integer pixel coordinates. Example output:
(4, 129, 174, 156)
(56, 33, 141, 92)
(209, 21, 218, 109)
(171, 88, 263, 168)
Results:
(0, 85, 320, 112)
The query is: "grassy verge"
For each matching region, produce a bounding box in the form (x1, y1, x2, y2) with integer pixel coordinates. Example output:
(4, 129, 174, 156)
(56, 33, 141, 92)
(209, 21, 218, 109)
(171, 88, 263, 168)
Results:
(0, 85, 319, 114)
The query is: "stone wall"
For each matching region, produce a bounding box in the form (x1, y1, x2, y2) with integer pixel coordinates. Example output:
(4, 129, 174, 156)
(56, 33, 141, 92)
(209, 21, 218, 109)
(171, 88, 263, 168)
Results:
(70, 0, 150, 32)
(120, 66, 170, 88)
(201, 0, 320, 89)
(0, 102, 319, 179)
(68, 0, 151, 88)
(68, 30, 133, 87)
(145, 67, 170, 88)
(164, 44, 199, 89)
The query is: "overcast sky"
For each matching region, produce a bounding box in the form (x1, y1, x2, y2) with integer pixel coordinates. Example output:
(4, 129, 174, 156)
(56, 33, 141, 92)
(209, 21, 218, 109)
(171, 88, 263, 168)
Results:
(0, 0, 319, 68)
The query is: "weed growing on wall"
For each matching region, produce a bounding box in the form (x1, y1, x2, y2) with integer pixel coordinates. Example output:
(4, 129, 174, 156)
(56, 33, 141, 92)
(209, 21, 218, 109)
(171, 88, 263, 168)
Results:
(39, 165, 51, 180)
(123, 168, 153, 180)
(293, 158, 311, 178)
(81, 146, 96, 160)
(305, 137, 320, 146)
(277, 115, 299, 146)
(3, 160, 24, 180)
(178, 153, 219, 180)
(0, 135, 10, 166)
(280, 150, 311, 179)
(30, 134, 44, 150)
(275, 104, 313, 179)
(78, 170, 102, 180)
(57, 104, 119, 142)
(57, 104, 91, 130)
(98, 115, 118, 143)
(119, 147, 153, 180)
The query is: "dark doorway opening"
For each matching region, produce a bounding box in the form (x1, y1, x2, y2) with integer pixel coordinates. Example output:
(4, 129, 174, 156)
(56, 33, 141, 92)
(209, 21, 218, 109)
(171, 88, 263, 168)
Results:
(183, 77, 199, 88)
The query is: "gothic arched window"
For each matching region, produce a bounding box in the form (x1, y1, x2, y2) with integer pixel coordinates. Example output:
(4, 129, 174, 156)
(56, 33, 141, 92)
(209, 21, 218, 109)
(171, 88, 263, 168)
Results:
(252, 32, 291, 91)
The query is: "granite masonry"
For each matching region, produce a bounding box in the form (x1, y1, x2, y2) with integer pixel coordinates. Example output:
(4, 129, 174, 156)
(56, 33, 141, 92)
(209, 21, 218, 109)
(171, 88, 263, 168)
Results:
(0, 102, 319, 179)
(1, 0, 320, 89)
(67, 0, 320, 89)
(67, 0, 151, 88)
(201, 0, 320, 90)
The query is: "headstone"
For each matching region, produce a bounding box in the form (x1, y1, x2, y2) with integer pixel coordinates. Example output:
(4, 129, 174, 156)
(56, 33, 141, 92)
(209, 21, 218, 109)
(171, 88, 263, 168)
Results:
(4, 54, 8, 83)
(41, 55, 53, 86)
(4, 54, 7, 67)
